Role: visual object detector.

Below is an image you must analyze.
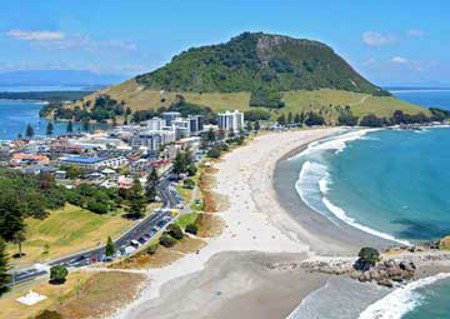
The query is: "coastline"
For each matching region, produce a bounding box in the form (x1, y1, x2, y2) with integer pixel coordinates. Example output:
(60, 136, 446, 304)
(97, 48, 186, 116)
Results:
(108, 128, 350, 319)
(107, 127, 450, 319)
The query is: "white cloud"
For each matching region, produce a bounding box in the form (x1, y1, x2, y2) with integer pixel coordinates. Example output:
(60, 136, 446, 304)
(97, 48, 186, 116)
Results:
(5, 29, 65, 42)
(362, 58, 377, 66)
(362, 31, 396, 46)
(407, 29, 425, 37)
(5, 29, 137, 52)
(390, 56, 409, 64)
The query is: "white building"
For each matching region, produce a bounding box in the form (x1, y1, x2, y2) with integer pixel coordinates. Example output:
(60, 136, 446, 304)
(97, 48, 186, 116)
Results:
(143, 117, 166, 131)
(217, 110, 244, 133)
(131, 130, 176, 152)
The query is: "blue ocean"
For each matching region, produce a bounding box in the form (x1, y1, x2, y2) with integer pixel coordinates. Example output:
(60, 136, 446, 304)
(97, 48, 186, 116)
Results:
(0, 99, 106, 140)
(291, 89, 450, 318)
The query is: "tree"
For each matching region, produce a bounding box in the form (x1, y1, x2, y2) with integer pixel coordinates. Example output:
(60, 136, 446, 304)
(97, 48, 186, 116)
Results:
(172, 150, 195, 176)
(25, 123, 34, 139)
(338, 113, 358, 126)
(358, 247, 380, 267)
(145, 168, 159, 202)
(127, 177, 146, 219)
(207, 128, 216, 142)
(277, 114, 286, 126)
(12, 229, 26, 258)
(146, 243, 158, 255)
(0, 194, 26, 242)
(50, 265, 68, 284)
(304, 111, 325, 126)
(172, 152, 186, 175)
(0, 238, 10, 294)
(360, 114, 384, 127)
(183, 178, 195, 189)
(294, 113, 301, 124)
(66, 121, 73, 134)
(159, 235, 176, 248)
(207, 146, 221, 158)
(35, 310, 63, 319)
(46, 122, 54, 136)
(166, 223, 184, 240)
(287, 112, 293, 124)
(185, 223, 198, 235)
(105, 236, 115, 257)
(254, 120, 260, 131)
(246, 121, 253, 132)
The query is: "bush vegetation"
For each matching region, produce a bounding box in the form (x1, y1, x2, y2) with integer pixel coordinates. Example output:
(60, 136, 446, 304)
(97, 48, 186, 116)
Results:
(49, 265, 69, 284)
(159, 235, 177, 248)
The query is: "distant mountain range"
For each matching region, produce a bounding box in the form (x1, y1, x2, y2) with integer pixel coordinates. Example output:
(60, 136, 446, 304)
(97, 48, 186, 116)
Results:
(0, 70, 127, 89)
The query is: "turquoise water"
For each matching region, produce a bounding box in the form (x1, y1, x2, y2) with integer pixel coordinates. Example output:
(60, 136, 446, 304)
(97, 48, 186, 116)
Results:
(326, 128, 450, 242)
(0, 99, 106, 140)
(291, 90, 450, 318)
(403, 278, 450, 318)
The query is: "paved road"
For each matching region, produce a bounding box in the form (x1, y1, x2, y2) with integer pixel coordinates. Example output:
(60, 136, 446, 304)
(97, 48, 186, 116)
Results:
(10, 171, 183, 286)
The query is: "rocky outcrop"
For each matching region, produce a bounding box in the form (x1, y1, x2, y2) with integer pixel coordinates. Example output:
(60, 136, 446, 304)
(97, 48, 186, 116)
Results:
(351, 259, 416, 288)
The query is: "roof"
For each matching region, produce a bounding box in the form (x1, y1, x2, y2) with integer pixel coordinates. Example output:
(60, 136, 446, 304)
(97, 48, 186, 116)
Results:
(12, 153, 49, 161)
(60, 156, 105, 164)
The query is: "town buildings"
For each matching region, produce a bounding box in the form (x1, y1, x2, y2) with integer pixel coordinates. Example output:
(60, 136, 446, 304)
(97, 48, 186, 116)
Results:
(217, 110, 244, 133)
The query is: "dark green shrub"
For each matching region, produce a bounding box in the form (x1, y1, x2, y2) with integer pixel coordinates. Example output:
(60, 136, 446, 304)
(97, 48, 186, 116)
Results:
(159, 235, 177, 248)
(185, 223, 198, 235)
(166, 223, 184, 240)
(49, 265, 68, 285)
(146, 243, 159, 255)
(358, 247, 380, 266)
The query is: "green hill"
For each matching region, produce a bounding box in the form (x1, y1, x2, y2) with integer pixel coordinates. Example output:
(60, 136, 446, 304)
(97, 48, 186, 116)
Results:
(135, 32, 388, 96)
(64, 32, 427, 122)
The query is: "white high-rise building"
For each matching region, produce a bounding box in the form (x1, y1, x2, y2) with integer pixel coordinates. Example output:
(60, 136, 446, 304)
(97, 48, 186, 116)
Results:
(131, 130, 176, 152)
(143, 117, 166, 131)
(217, 110, 244, 133)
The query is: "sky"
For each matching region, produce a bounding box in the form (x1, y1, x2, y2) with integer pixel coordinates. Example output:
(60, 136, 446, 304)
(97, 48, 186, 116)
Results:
(0, 0, 448, 86)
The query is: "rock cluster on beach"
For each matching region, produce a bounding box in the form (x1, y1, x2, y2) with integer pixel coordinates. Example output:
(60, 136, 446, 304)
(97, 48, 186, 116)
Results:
(350, 259, 416, 288)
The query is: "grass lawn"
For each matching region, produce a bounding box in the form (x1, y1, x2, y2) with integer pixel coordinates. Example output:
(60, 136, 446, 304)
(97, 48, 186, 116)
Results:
(0, 270, 93, 319)
(8, 204, 134, 268)
(77, 81, 427, 121)
(0, 270, 145, 319)
(176, 212, 199, 230)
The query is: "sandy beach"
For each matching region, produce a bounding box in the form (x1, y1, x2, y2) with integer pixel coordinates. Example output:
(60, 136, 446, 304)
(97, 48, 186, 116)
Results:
(108, 128, 355, 319)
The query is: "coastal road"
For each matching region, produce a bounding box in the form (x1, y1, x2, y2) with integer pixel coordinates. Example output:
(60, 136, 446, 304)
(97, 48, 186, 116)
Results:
(10, 170, 184, 286)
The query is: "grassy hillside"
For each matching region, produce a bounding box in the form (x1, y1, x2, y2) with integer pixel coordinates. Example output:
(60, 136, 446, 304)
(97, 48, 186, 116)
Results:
(8, 204, 134, 267)
(67, 32, 428, 121)
(76, 79, 426, 121)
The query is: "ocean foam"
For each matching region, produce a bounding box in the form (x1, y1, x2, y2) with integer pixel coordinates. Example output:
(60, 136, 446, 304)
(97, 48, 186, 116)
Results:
(322, 198, 410, 246)
(294, 129, 411, 246)
(297, 128, 378, 158)
(359, 273, 450, 319)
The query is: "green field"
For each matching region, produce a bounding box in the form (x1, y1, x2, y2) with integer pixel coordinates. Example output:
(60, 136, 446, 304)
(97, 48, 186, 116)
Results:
(77, 80, 427, 121)
(8, 204, 134, 267)
(176, 212, 199, 230)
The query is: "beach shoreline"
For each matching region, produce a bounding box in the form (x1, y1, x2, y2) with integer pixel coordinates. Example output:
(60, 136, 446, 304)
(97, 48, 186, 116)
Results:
(107, 127, 450, 319)
(107, 128, 352, 319)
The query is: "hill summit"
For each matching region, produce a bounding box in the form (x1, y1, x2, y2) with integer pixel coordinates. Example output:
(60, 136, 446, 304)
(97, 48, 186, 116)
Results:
(135, 32, 388, 96)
